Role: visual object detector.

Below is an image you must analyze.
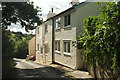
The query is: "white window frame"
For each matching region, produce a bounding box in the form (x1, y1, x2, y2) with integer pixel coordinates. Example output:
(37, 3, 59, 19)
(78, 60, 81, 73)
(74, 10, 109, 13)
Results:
(37, 44, 39, 51)
(55, 18, 61, 29)
(45, 45, 48, 55)
(55, 40, 60, 53)
(63, 40, 71, 55)
(45, 24, 48, 34)
(41, 47, 43, 55)
(64, 14, 71, 27)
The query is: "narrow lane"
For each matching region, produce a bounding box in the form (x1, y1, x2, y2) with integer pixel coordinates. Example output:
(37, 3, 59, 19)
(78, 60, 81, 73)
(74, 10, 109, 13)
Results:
(13, 58, 66, 79)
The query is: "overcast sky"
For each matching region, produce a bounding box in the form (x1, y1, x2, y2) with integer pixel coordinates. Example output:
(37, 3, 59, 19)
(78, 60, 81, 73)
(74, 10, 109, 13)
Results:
(8, 0, 85, 34)
(30, 0, 86, 20)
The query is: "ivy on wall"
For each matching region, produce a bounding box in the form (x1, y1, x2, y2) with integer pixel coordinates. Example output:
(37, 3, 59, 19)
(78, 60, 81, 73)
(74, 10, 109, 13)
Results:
(73, 2, 120, 73)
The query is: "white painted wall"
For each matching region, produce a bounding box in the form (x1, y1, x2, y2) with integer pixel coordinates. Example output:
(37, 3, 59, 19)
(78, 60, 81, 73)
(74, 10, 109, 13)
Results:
(54, 11, 78, 69)
(35, 20, 53, 64)
(36, 25, 43, 62)
(54, 2, 100, 69)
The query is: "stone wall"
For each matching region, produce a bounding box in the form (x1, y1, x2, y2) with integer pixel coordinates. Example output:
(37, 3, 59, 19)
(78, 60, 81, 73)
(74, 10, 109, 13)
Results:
(85, 61, 120, 79)
(29, 36, 36, 56)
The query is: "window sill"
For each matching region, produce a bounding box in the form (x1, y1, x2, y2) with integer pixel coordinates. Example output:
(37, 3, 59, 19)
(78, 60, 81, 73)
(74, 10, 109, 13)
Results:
(63, 25, 71, 28)
(55, 50, 61, 54)
(45, 53, 48, 56)
(36, 51, 40, 53)
(63, 52, 71, 56)
(55, 39, 61, 41)
(45, 32, 48, 34)
(63, 39, 71, 41)
(36, 51, 39, 52)
(55, 27, 61, 30)
(40, 54, 48, 56)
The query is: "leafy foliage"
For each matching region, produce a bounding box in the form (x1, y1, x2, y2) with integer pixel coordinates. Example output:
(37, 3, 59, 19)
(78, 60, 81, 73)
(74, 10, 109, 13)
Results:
(2, 2, 40, 77)
(2, 29, 15, 59)
(2, 30, 34, 77)
(3, 30, 34, 58)
(73, 2, 120, 72)
(2, 2, 42, 31)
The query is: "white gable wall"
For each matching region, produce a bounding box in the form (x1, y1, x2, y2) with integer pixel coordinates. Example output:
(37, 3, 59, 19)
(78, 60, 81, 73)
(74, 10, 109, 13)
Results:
(54, 10, 78, 69)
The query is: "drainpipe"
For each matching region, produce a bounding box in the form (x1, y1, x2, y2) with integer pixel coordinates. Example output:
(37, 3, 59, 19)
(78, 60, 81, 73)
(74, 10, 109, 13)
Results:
(35, 35, 36, 59)
(43, 44, 46, 63)
(35, 29, 37, 61)
(0, 2, 2, 80)
(52, 19, 55, 63)
(43, 26, 45, 63)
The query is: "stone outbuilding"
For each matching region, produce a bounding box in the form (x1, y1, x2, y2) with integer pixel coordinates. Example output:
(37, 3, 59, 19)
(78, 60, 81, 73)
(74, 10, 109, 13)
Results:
(29, 36, 36, 56)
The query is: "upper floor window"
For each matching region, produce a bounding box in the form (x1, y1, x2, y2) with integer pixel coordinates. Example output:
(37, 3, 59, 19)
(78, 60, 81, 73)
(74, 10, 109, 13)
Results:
(37, 27, 39, 34)
(37, 44, 39, 51)
(64, 41, 70, 53)
(45, 24, 48, 34)
(41, 47, 43, 55)
(64, 14, 71, 26)
(55, 40, 60, 51)
(56, 18, 61, 29)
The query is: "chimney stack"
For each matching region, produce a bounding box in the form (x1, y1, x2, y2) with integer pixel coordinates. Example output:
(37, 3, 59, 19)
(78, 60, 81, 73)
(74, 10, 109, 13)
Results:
(69, 0, 79, 7)
(47, 8, 56, 19)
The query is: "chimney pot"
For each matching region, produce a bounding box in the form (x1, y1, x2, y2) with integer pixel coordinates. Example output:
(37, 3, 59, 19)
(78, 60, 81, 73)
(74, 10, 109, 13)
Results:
(52, 8, 53, 13)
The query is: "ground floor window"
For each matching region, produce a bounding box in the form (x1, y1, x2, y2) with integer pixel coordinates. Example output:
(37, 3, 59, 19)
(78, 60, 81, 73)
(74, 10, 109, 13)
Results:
(45, 45, 48, 55)
(55, 40, 60, 51)
(63, 41, 70, 53)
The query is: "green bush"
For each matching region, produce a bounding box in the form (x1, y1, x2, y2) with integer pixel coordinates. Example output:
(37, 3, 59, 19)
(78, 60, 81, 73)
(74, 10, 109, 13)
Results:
(73, 2, 120, 72)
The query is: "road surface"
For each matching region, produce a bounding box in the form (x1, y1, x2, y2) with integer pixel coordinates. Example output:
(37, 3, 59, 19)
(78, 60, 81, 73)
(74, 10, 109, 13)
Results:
(8, 58, 67, 79)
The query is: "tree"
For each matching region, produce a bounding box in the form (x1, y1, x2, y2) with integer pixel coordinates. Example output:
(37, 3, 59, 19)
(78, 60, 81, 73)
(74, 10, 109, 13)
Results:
(2, 1, 41, 59)
(73, 2, 120, 77)
(2, 29, 15, 59)
(2, 29, 15, 78)
(2, 2, 42, 31)
(12, 31, 34, 58)
(2, 2, 41, 77)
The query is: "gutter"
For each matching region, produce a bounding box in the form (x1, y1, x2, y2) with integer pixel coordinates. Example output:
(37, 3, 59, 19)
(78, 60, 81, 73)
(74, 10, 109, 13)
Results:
(52, 19, 55, 63)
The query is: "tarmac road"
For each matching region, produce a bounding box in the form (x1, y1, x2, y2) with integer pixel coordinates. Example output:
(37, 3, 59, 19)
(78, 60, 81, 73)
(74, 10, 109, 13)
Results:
(9, 58, 67, 80)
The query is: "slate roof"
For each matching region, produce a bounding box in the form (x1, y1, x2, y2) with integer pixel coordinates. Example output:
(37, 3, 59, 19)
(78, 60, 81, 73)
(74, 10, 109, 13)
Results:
(43, 2, 87, 23)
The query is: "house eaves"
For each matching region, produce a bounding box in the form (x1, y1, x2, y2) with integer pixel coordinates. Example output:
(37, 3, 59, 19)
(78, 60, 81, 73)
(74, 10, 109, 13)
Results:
(43, 1, 88, 23)
(75, 2, 88, 9)
(43, 7, 75, 23)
